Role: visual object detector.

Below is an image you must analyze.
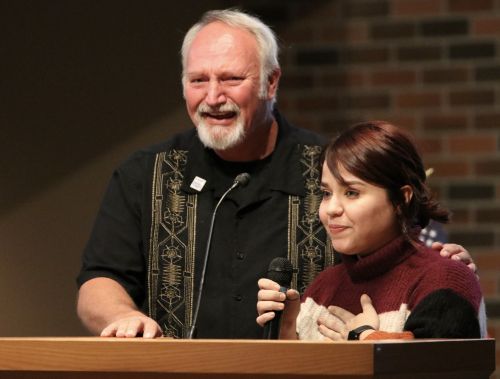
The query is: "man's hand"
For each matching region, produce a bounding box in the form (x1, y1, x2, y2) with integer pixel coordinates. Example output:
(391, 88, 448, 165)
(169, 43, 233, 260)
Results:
(77, 278, 163, 338)
(100, 311, 163, 338)
(432, 242, 477, 274)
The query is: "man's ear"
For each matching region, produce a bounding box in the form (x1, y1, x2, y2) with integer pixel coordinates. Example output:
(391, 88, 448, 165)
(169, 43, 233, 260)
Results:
(266, 68, 281, 99)
(401, 185, 413, 204)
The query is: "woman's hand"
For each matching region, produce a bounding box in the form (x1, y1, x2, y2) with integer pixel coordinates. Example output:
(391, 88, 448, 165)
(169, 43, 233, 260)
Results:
(318, 294, 379, 341)
(256, 278, 300, 339)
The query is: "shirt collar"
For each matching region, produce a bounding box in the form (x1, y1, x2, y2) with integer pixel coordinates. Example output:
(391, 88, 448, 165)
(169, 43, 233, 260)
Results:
(180, 110, 308, 197)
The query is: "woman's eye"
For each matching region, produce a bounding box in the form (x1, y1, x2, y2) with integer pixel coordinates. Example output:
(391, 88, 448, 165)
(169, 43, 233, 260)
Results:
(321, 190, 331, 199)
(345, 190, 359, 198)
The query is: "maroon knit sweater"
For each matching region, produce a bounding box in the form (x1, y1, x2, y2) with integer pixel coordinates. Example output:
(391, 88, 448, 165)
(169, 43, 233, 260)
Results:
(298, 236, 482, 339)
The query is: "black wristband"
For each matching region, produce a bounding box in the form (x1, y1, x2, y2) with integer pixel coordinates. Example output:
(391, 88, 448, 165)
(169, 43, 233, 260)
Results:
(347, 325, 375, 340)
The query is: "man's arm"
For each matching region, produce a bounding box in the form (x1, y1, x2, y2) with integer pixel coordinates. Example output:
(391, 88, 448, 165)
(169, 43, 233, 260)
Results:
(77, 277, 162, 338)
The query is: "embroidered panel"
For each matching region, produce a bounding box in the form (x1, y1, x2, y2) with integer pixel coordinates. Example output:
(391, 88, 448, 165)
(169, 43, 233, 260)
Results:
(148, 143, 333, 336)
(289, 145, 334, 293)
(148, 150, 196, 338)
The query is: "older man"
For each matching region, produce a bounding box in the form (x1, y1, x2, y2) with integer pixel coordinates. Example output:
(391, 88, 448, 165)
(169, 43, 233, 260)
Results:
(76, 9, 474, 339)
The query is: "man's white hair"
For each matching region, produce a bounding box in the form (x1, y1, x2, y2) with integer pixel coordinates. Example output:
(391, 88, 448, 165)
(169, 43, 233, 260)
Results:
(181, 9, 280, 102)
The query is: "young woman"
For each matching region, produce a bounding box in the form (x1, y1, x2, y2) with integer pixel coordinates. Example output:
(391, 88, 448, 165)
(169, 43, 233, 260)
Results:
(257, 121, 486, 340)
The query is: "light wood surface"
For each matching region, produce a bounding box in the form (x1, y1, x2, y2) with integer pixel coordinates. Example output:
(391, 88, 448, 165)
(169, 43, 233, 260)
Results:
(0, 337, 494, 378)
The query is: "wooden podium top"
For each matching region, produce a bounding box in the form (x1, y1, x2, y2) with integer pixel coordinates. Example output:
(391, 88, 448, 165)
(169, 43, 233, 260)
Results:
(0, 337, 494, 379)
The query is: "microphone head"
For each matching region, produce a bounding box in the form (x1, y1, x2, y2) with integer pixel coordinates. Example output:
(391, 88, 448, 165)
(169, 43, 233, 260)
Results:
(235, 172, 251, 187)
(266, 257, 293, 287)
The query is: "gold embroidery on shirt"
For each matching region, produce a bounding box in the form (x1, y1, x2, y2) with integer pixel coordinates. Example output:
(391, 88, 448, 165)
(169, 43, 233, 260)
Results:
(148, 152, 163, 322)
(288, 196, 300, 290)
(185, 194, 197, 332)
(149, 150, 195, 338)
(289, 145, 335, 293)
(149, 143, 333, 335)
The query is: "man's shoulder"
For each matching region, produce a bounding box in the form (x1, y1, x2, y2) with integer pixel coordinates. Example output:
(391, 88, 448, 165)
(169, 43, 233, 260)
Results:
(276, 110, 327, 147)
(290, 125, 327, 146)
(117, 128, 198, 173)
(128, 128, 197, 158)
(140, 128, 198, 154)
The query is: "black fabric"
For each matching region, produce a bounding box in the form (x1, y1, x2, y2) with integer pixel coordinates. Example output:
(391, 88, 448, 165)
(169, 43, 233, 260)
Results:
(77, 110, 329, 339)
(404, 288, 480, 338)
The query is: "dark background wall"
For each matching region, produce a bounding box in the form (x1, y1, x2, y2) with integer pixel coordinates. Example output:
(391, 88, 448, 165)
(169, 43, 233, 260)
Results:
(1, 0, 499, 373)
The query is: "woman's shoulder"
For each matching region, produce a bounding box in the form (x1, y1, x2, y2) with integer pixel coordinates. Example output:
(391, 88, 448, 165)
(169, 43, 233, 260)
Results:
(412, 245, 482, 310)
(421, 246, 477, 280)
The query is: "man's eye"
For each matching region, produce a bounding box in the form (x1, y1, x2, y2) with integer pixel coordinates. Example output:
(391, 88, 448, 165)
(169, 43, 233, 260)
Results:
(224, 77, 243, 82)
(190, 78, 206, 84)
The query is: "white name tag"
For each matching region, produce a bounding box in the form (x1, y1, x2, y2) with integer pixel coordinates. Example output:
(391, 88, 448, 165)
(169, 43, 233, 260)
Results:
(190, 176, 206, 192)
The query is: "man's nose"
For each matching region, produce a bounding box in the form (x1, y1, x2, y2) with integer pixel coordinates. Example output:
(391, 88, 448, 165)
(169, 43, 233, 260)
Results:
(205, 80, 226, 106)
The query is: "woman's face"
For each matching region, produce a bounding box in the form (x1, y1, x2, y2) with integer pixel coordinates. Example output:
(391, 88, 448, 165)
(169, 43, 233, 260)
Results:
(319, 162, 401, 256)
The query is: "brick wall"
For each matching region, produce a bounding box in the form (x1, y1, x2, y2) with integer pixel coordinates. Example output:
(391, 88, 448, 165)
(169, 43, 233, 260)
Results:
(235, 0, 500, 375)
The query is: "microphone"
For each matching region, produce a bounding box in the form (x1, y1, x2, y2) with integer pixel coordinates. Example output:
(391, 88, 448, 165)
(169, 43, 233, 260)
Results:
(187, 172, 251, 339)
(263, 257, 293, 340)
(234, 172, 250, 187)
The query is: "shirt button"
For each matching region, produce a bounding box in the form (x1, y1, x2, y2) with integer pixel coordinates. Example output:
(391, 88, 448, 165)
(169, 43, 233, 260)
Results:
(236, 252, 245, 260)
(234, 295, 243, 302)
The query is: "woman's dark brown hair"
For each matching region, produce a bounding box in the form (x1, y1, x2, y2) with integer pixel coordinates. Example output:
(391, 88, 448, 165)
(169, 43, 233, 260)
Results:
(323, 121, 450, 242)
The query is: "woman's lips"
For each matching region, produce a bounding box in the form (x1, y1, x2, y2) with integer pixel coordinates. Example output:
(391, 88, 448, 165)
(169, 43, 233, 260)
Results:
(327, 224, 348, 234)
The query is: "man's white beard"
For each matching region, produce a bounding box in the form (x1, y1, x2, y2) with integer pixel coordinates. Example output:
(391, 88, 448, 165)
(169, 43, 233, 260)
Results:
(195, 103, 246, 151)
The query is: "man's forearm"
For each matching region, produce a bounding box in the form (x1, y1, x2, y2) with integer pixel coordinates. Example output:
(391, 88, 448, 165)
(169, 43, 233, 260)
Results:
(77, 277, 141, 335)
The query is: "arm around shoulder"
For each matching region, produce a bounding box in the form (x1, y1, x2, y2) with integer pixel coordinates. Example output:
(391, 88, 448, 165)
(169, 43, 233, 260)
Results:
(77, 277, 162, 338)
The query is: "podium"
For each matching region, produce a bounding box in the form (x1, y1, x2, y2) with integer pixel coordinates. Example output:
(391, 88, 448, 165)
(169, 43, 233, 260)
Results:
(0, 337, 494, 378)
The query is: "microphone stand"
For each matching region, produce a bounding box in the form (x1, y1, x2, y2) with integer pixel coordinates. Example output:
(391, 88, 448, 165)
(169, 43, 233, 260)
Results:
(187, 173, 249, 339)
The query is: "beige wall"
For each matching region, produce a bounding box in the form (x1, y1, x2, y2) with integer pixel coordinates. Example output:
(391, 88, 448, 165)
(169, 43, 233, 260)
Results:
(0, 1, 222, 335)
(0, 110, 190, 336)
